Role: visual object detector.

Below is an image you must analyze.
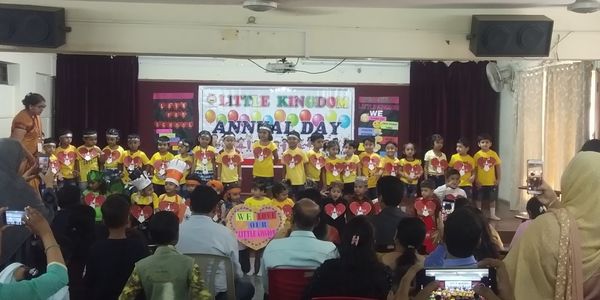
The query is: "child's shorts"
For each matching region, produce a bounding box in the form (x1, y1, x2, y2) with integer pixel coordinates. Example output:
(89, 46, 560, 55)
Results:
(477, 185, 498, 202)
(194, 171, 214, 184)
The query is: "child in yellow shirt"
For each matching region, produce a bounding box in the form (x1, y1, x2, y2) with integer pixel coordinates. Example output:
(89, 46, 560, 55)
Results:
(101, 128, 124, 182)
(149, 136, 174, 196)
(130, 172, 158, 225)
(281, 131, 308, 200)
(399, 142, 423, 198)
(75, 129, 102, 190)
(216, 132, 243, 189)
(322, 141, 342, 193)
(157, 159, 188, 223)
(305, 133, 325, 189)
(55, 129, 78, 188)
(474, 134, 502, 221)
(359, 137, 381, 200)
(174, 139, 194, 186)
(341, 140, 361, 196)
(271, 182, 295, 217)
(378, 142, 401, 178)
(193, 130, 217, 183)
(449, 138, 476, 199)
(424, 134, 448, 188)
(252, 125, 279, 196)
(41, 138, 59, 191)
(122, 134, 151, 183)
(243, 182, 271, 275)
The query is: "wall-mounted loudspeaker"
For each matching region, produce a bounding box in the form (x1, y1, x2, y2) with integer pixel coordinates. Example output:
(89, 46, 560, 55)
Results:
(469, 15, 554, 57)
(0, 4, 68, 48)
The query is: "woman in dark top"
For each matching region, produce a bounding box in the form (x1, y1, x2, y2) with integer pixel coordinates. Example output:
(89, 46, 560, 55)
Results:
(303, 216, 392, 300)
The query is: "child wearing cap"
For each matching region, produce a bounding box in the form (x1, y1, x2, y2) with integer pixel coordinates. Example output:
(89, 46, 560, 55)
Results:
(252, 124, 278, 195)
(75, 129, 102, 190)
(130, 172, 158, 225)
(156, 159, 189, 223)
(122, 134, 151, 182)
(55, 129, 78, 188)
(150, 136, 175, 196)
(281, 131, 308, 200)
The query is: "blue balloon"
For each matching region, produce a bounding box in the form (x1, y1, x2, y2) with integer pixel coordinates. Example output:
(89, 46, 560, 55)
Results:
(339, 114, 351, 129)
(263, 115, 274, 124)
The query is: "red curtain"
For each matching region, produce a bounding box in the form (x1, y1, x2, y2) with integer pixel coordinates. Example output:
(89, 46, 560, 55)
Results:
(409, 61, 499, 155)
(54, 54, 139, 144)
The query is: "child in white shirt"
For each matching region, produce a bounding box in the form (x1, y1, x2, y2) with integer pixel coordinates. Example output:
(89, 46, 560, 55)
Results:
(434, 168, 467, 200)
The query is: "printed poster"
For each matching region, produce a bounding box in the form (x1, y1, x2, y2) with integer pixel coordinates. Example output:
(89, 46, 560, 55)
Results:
(357, 96, 400, 154)
(153, 92, 195, 150)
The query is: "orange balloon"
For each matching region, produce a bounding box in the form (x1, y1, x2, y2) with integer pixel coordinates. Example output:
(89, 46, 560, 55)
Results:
(205, 109, 216, 123)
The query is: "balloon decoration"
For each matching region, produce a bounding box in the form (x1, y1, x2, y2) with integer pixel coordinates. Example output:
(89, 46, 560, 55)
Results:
(299, 109, 311, 122)
(251, 111, 262, 122)
(217, 113, 228, 123)
(239, 114, 250, 122)
(263, 115, 274, 124)
(286, 113, 299, 127)
(338, 114, 351, 129)
(205, 109, 216, 124)
(228, 110, 239, 121)
(274, 109, 286, 122)
(325, 110, 338, 123)
(311, 114, 324, 126)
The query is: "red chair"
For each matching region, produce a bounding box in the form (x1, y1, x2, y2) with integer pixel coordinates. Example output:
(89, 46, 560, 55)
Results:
(312, 297, 378, 300)
(268, 268, 315, 300)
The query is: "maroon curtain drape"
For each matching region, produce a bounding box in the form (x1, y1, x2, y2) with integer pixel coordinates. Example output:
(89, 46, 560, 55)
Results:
(54, 54, 138, 144)
(409, 61, 499, 155)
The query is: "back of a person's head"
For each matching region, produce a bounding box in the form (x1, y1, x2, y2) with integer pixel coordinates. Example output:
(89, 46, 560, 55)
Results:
(454, 197, 472, 210)
(149, 211, 179, 245)
(460, 206, 500, 260)
(444, 208, 482, 258)
(394, 217, 426, 284)
(339, 216, 378, 268)
(526, 197, 546, 220)
(101, 194, 131, 229)
(297, 188, 322, 204)
(66, 205, 97, 259)
(580, 139, 600, 153)
(190, 185, 219, 214)
(57, 185, 82, 209)
(376, 176, 403, 207)
(292, 198, 320, 230)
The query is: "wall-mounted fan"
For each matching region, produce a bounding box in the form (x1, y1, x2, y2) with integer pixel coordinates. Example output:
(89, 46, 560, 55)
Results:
(486, 62, 514, 92)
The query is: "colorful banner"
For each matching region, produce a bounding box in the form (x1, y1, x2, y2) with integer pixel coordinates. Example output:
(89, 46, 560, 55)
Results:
(357, 97, 401, 154)
(153, 92, 195, 150)
(226, 204, 286, 250)
(199, 86, 355, 158)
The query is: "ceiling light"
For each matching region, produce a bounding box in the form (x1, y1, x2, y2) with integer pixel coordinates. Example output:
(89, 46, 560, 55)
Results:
(567, 0, 600, 13)
(243, 0, 278, 12)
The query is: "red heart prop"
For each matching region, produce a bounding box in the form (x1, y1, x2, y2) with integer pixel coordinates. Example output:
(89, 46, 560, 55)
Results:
(253, 147, 263, 159)
(335, 162, 346, 172)
(325, 162, 335, 172)
(194, 149, 215, 160)
(414, 199, 437, 217)
(403, 164, 423, 178)
(78, 147, 100, 159)
(130, 205, 153, 222)
(373, 202, 382, 215)
(49, 160, 60, 173)
(454, 161, 473, 174)
(102, 149, 121, 162)
(222, 154, 242, 166)
(253, 147, 273, 159)
(293, 154, 303, 164)
(123, 156, 133, 167)
(349, 201, 372, 216)
(158, 201, 180, 214)
(324, 203, 346, 219)
(346, 162, 357, 172)
(360, 156, 371, 165)
(57, 151, 76, 165)
(84, 193, 106, 207)
(477, 157, 496, 169)
(282, 154, 293, 165)
(153, 160, 167, 171)
(384, 162, 399, 174)
(281, 205, 293, 217)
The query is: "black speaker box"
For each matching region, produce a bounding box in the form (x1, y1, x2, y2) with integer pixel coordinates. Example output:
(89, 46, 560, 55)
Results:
(0, 4, 66, 48)
(469, 15, 554, 57)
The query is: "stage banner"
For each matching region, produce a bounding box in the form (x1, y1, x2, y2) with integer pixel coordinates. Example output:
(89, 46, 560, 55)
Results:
(199, 86, 355, 158)
(356, 96, 400, 154)
(153, 92, 195, 150)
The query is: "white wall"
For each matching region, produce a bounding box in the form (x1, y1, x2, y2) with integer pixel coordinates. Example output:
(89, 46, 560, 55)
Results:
(0, 53, 56, 138)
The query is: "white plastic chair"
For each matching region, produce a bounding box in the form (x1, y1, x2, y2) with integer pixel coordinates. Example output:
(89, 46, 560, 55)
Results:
(186, 253, 236, 300)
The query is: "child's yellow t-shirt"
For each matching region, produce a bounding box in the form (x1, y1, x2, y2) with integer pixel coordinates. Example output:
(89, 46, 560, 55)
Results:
(150, 152, 175, 186)
(245, 196, 272, 208)
(474, 150, 502, 186)
(193, 145, 216, 174)
(359, 152, 381, 188)
(252, 141, 277, 178)
(379, 156, 401, 177)
(306, 149, 324, 182)
(102, 145, 124, 170)
(399, 158, 423, 185)
(324, 157, 343, 186)
(55, 145, 77, 179)
(174, 153, 194, 184)
(282, 147, 308, 186)
(449, 153, 476, 187)
(131, 192, 159, 209)
(122, 150, 150, 182)
(216, 149, 242, 183)
(271, 198, 294, 209)
(76, 145, 102, 183)
(341, 154, 360, 184)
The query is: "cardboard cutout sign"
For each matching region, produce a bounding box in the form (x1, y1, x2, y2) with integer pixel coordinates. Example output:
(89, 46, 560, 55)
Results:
(226, 204, 286, 250)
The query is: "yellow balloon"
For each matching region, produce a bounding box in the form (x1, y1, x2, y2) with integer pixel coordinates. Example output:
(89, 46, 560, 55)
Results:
(326, 110, 337, 122)
(205, 109, 216, 123)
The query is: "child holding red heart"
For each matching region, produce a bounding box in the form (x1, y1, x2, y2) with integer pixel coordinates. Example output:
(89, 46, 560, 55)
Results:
(341, 140, 361, 196)
(473, 133, 502, 221)
(322, 141, 343, 194)
(55, 129, 78, 188)
(347, 177, 375, 219)
(122, 134, 151, 183)
(130, 172, 158, 225)
(424, 134, 448, 188)
(252, 125, 279, 196)
(399, 142, 423, 199)
(83, 170, 107, 222)
(156, 159, 189, 223)
(321, 181, 347, 235)
(216, 132, 243, 188)
(149, 136, 175, 196)
(411, 179, 442, 253)
(101, 128, 124, 182)
(75, 129, 102, 190)
(306, 133, 325, 189)
(192, 131, 216, 184)
(281, 131, 308, 200)
(377, 142, 401, 178)
(358, 137, 381, 200)
(449, 137, 476, 199)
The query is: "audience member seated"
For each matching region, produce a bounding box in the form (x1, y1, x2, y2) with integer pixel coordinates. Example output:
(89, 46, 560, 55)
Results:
(369, 176, 407, 252)
(304, 216, 391, 299)
(0, 207, 68, 299)
(62, 204, 96, 299)
(454, 198, 503, 259)
(298, 188, 340, 244)
(176, 185, 254, 300)
(580, 138, 600, 152)
(119, 211, 211, 300)
(425, 208, 482, 268)
(509, 196, 546, 249)
(85, 194, 148, 300)
(380, 217, 426, 289)
(50, 185, 81, 236)
(260, 198, 338, 292)
(505, 151, 600, 299)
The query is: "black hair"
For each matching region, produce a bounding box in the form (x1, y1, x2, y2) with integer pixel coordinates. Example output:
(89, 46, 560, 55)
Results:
(157, 136, 170, 143)
(457, 137, 471, 149)
(445, 168, 460, 179)
(329, 181, 344, 192)
(251, 182, 267, 192)
(101, 194, 131, 228)
(362, 137, 375, 144)
(400, 142, 417, 159)
(179, 139, 192, 150)
(384, 142, 398, 149)
(190, 185, 220, 214)
(324, 140, 339, 152)
(58, 129, 73, 138)
(461, 206, 501, 260)
(393, 217, 427, 285)
(82, 129, 97, 137)
(454, 197, 472, 210)
(43, 137, 55, 145)
(310, 133, 325, 142)
(444, 208, 483, 258)
(65, 205, 96, 261)
(148, 211, 179, 245)
(477, 133, 493, 144)
(258, 124, 273, 141)
(430, 134, 444, 147)
(57, 185, 82, 209)
(22, 93, 45, 108)
(526, 197, 546, 219)
(339, 216, 379, 268)
(343, 140, 358, 149)
(272, 182, 288, 198)
(197, 130, 213, 146)
(185, 173, 203, 183)
(420, 179, 436, 190)
(287, 130, 301, 140)
(106, 128, 120, 137)
(376, 176, 404, 207)
(580, 139, 600, 153)
(127, 133, 140, 140)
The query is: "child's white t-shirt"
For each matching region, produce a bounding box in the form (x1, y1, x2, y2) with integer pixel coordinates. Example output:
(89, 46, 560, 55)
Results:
(434, 184, 467, 201)
(424, 150, 448, 176)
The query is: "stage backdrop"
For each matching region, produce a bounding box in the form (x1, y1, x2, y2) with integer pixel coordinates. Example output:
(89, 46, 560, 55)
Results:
(198, 85, 355, 158)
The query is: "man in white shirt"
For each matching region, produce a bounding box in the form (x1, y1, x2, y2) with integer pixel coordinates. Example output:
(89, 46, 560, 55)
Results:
(434, 169, 467, 200)
(260, 198, 339, 293)
(177, 185, 255, 300)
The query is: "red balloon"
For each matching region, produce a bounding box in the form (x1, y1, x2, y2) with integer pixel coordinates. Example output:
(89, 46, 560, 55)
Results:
(228, 110, 239, 121)
(299, 109, 311, 122)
